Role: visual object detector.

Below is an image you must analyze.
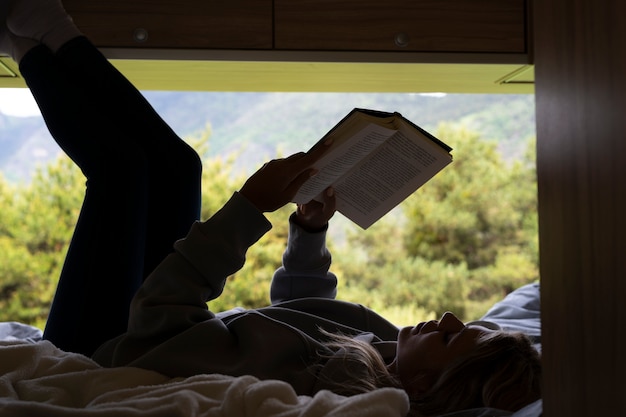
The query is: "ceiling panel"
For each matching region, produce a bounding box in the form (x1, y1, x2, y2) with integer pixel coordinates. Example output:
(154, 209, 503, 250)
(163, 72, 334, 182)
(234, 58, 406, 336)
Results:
(0, 55, 534, 93)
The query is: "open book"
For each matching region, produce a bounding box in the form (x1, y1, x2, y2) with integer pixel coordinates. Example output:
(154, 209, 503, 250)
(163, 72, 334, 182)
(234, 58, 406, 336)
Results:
(292, 108, 453, 229)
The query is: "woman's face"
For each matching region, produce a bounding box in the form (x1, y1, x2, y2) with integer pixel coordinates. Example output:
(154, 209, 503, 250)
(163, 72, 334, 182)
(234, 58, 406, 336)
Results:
(394, 312, 493, 393)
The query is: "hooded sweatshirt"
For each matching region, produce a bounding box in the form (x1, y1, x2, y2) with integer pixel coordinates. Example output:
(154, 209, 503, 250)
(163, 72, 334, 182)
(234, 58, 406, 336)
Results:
(92, 192, 400, 395)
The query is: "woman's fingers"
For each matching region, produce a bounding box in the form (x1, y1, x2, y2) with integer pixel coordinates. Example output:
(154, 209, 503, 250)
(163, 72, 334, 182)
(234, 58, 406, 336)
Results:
(239, 140, 333, 213)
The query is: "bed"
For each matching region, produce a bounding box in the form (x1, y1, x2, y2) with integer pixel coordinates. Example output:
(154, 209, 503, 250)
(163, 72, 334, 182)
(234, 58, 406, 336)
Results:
(0, 283, 542, 417)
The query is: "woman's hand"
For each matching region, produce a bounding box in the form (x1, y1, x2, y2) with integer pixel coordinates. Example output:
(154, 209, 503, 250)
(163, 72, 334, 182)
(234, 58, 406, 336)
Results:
(294, 187, 336, 232)
(239, 142, 331, 213)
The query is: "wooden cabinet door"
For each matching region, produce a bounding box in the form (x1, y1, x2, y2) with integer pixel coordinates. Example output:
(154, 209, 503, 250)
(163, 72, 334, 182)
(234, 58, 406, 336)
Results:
(275, 0, 527, 53)
(63, 0, 273, 49)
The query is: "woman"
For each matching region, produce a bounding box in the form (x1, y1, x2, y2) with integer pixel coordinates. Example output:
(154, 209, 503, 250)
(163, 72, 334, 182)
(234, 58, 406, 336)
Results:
(1, 1, 541, 415)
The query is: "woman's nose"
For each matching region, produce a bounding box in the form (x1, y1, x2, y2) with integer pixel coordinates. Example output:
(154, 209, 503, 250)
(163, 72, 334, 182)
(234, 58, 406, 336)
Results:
(437, 311, 465, 332)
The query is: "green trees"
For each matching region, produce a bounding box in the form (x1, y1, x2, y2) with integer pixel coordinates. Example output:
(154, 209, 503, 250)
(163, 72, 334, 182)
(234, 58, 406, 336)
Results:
(0, 123, 538, 329)
(0, 157, 83, 329)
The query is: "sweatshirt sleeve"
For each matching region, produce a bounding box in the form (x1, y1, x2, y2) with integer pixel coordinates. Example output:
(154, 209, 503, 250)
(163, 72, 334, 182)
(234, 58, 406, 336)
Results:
(124, 192, 272, 343)
(270, 213, 338, 304)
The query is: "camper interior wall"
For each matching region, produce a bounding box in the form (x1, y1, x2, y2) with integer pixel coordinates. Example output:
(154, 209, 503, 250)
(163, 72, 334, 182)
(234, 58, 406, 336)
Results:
(534, 0, 626, 415)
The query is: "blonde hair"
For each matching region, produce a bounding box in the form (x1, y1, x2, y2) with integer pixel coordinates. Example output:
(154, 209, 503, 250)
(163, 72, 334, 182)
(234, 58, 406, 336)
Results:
(412, 331, 542, 416)
(316, 330, 541, 417)
(314, 331, 403, 396)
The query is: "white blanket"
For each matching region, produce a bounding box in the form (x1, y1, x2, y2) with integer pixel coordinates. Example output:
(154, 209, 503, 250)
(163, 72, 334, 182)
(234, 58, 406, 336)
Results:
(0, 340, 409, 417)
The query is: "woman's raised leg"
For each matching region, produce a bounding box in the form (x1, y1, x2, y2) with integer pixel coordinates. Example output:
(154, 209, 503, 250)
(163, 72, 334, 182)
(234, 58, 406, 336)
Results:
(5, 0, 202, 355)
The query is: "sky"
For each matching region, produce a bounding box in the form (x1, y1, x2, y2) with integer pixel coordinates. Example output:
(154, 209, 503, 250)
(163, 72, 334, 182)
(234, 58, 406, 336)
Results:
(0, 88, 41, 117)
(0, 88, 449, 119)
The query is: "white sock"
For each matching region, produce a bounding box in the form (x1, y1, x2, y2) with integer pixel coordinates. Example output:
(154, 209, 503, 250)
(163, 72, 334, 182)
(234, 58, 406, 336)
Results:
(7, 0, 82, 53)
(12, 34, 38, 64)
(0, 12, 39, 64)
(0, 28, 38, 64)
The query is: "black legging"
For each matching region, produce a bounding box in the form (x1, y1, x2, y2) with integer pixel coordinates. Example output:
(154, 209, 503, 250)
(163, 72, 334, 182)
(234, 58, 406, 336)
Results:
(19, 37, 202, 356)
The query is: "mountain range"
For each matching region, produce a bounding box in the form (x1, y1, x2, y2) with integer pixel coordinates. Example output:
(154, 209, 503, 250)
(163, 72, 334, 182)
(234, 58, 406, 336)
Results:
(0, 92, 536, 183)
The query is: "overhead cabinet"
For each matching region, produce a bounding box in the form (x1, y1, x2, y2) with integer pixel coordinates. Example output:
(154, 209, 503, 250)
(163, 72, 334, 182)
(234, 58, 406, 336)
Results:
(1, 0, 533, 91)
(62, 0, 274, 49)
(274, 0, 527, 53)
(62, 0, 528, 54)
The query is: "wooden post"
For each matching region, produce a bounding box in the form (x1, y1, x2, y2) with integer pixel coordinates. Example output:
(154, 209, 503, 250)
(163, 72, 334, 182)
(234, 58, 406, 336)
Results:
(534, 0, 626, 415)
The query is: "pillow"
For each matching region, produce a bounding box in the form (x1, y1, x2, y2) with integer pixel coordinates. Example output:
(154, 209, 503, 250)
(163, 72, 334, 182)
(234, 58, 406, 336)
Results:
(0, 321, 42, 342)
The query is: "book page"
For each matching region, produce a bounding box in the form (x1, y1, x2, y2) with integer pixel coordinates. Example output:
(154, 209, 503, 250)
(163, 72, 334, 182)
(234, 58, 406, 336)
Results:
(333, 125, 452, 229)
(292, 123, 397, 203)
